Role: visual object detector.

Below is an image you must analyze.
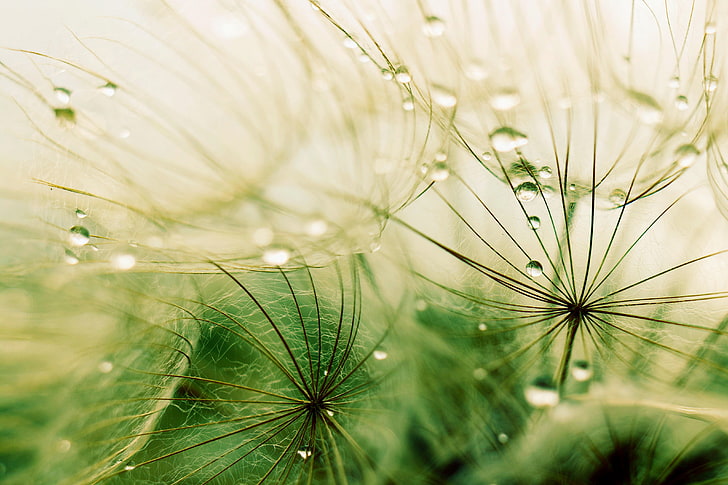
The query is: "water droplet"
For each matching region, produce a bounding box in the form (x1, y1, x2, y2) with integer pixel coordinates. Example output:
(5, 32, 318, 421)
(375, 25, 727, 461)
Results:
(497, 433, 509, 444)
(326, 409, 335, 417)
(75, 208, 87, 219)
(571, 360, 593, 382)
(111, 253, 136, 270)
(54, 87, 71, 105)
(422, 16, 445, 37)
(706, 22, 717, 34)
(373, 350, 388, 360)
(68, 226, 90, 247)
(489, 126, 528, 152)
(541, 186, 555, 199)
(525, 260, 543, 277)
(473, 368, 488, 380)
(527, 216, 541, 230)
(98, 361, 114, 373)
(668, 76, 680, 89)
(99, 82, 117, 97)
(628, 91, 663, 125)
(675, 144, 700, 168)
(490, 89, 520, 111)
(394, 66, 411, 84)
(262, 248, 290, 265)
(431, 85, 457, 108)
(54, 108, 76, 124)
(705, 75, 718, 93)
(56, 439, 72, 453)
(675, 95, 689, 111)
(428, 161, 450, 182)
(123, 465, 136, 471)
(252, 227, 274, 247)
(64, 249, 79, 265)
(515, 182, 539, 202)
(481, 151, 493, 161)
(539, 166, 552, 179)
(381, 69, 394, 81)
(608, 189, 626, 206)
(402, 96, 415, 111)
(342, 37, 357, 49)
(369, 240, 382, 252)
(305, 219, 328, 238)
(524, 376, 559, 407)
(465, 60, 488, 81)
(415, 299, 428, 312)
(297, 449, 313, 460)
(478, 323, 488, 331)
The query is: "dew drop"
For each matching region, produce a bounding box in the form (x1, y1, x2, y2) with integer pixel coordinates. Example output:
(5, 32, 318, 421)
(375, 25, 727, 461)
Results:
(478, 322, 488, 331)
(252, 227, 274, 247)
(68, 226, 90, 247)
(608, 189, 626, 206)
(428, 161, 450, 182)
(473, 368, 488, 380)
(54, 108, 76, 124)
(489, 126, 528, 152)
(674, 95, 689, 111)
(481, 151, 493, 161)
(262, 247, 290, 265)
(342, 37, 357, 49)
(431, 85, 457, 108)
(402, 96, 415, 111)
(394, 66, 411, 84)
(373, 350, 388, 360)
(369, 240, 382, 252)
(539, 166, 552, 179)
(64, 249, 79, 265)
(297, 449, 313, 460)
(54, 87, 71, 105)
(99, 82, 117, 97)
(422, 16, 445, 37)
(706, 22, 717, 34)
(381, 69, 394, 81)
(123, 465, 136, 471)
(98, 361, 114, 374)
(305, 219, 328, 238)
(668, 76, 680, 89)
(75, 208, 88, 219)
(515, 182, 539, 202)
(56, 439, 72, 453)
(524, 376, 559, 407)
(628, 91, 663, 125)
(527, 216, 541, 230)
(415, 299, 428, 312)
(705, 75, 718, 93)
(465, 60, 488, 81)
(541, 186, 555, 199)
(525, 260, 543, 277)
(497, 433, 509, 444)
(571, 360, 593, 382)
(111, 253, 136, 270)
(490, 89, 520, 111)
(675, 144, 700, 168)
(326, 409, 335, 417)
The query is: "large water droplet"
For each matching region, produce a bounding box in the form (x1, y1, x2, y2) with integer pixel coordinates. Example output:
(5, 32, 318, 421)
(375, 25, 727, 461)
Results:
(675, 144, 700, 168)
(394, 66, 411, 84)
(515, 182, 539, 202)
(490, 89, 520, 111)
(422, 16, 445, 37)
(628, 91, 663, 125)
(99, 82, 117, 97)
(54, 87, 71, 105)
(68, 226, 90, 247)
(111, 253, 136, 270)
(490, 127, 528, 152)
(608, 189, 626, 206)
(524, 376, 559, 407)
(675, 95, 689, 111)
(528, 216, 541, 230)
(262, 247, 290, 265)
(525, 260, 543, 277)
(571, 360, 593, 382)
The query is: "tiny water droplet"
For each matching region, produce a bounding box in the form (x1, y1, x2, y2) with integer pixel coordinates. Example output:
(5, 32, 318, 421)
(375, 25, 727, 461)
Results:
(373, 350, 388, 360)
(75, 209, 87, 219)
(297, 449, 313, 460)
(675, 144, 700, 168)
(571, 360, 593, 382)
(608, 189, 626, 206)
(381, 69, 394, 81)
(64, 249, 79, 265)
(525, 376, 559, 407)
(99, 82, 117, 97)
(515, 182, 539, 202)
(305, 219, 328, 238)
(705, 75, 718, 93)
(668, 76, 680, 89)
(262, 248, 290, 265)
(124, 465, 136, 471)
(527, 216, 541, 230)
(54, 108, 76, 124)
(431, 85, 457, 108)
(481, 151, 493, 161)
(402, 96, 415, 111)
(111, 253, 136, 270)
(490, 89, 520, 111)
(539, 166, 552, 179)
(428, 161, 450, 182)
(706, 22, 717, 34)
(252, 227, 274, 247)
(525, 260, 543, 277)
(369, 240, 382, 252)
(325, 409, 335, 417)
(497, 433, 509, 444)
(541, 186, 555, 199)
(54, 87, 71, 105)
(473, 368, 488, 380)
(415, 299, 428, 312)
(628, 91, 663, 125)
(422, 16, 445, 37)
(394, 66, 411, 84)
(56, 439, 72, 453)
(465, 60, 488, 81)
(478, 322, 488, 331)
(68, 226, 90, 247)
(675, 95, 689, 111)
(489, 126, 528, 152)
(342, 37, 357, 49)
(98, 361, 114, 373)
